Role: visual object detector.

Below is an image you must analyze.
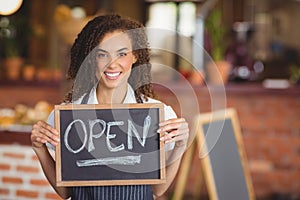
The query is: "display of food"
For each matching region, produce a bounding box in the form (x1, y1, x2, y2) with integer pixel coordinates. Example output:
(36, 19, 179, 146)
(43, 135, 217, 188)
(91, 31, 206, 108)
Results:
(0, 101, 53, 132)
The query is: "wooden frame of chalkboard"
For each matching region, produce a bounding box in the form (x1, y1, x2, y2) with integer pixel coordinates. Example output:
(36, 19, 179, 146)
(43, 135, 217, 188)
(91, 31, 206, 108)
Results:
(195, 108, 255, 200)
(54, 103, 165, 187)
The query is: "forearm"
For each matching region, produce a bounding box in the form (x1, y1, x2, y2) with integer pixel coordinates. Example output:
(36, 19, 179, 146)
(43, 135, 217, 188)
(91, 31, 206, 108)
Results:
(153, 117, 189, 198)
(152, 145, 185, 197)
(33, 145, 71, 199)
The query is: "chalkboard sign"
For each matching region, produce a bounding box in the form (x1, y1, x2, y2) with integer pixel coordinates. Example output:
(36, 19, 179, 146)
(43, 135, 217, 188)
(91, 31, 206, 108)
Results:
(195, 108, 255, 200)
(54, 103, 165, 187)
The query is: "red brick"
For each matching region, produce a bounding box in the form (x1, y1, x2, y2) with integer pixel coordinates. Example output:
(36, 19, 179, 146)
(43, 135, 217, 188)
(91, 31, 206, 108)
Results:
(0, 164, 10, 170)
(45, 192, 62, 200)
(268, 170, 300, 194)
(31, 154, 39, 161)
(274, 141, 294, 156)
(291, 120, 300, 130)
(243, 137, 261, 158)
(3, 152, 25, 159)
(0, 188, 9, 195)
(2, 176, 23, 184)
(264, 117, 285, 130)
(239, 115, 263, 131)
(30, 179, 49, 186)
(273, 156, 293, 170)
(16, 165, 39, 173)
(16, 190, 38, 198)
(293, 138, 300, 148)
(253, 182, 271, 198)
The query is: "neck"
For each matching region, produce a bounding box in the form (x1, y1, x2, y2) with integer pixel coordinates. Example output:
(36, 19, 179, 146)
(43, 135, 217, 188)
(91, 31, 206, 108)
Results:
(96, 84, 128, 104)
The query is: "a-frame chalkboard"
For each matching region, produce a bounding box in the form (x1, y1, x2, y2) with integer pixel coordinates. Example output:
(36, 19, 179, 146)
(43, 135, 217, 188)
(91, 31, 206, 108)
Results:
(54, 103, 165, 187)
(195, 108, 255, 200)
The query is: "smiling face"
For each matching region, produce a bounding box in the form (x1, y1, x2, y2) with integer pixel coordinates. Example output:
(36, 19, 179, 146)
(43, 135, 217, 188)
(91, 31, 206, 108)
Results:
(95, 31, 137, 91)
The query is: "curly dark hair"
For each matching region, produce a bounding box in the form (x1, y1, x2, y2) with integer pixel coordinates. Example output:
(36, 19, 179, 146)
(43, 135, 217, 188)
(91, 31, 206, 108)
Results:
(63, 14, 155, 103)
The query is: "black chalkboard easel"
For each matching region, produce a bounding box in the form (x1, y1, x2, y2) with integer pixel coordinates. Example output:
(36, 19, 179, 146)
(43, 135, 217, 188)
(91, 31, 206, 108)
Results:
(195, 108, 255, 200)
(54, 103, 165, 186)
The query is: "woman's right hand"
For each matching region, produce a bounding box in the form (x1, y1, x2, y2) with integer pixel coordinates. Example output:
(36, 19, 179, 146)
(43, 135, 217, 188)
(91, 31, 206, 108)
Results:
(31, 120, 59, 149)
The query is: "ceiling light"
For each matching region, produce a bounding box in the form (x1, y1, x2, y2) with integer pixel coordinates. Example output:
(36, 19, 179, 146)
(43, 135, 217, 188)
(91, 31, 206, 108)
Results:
(0, 0, 23, 16)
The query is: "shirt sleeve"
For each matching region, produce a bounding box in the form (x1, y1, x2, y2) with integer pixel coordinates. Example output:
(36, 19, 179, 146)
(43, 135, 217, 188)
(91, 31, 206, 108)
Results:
(45, 110, 56, 151)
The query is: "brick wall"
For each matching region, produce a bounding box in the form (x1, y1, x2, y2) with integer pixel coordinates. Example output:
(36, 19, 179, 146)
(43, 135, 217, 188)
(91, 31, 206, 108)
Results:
(154, 84, 300, 199)
(0, 144, 62, 200)
(231, 94, 300, 198)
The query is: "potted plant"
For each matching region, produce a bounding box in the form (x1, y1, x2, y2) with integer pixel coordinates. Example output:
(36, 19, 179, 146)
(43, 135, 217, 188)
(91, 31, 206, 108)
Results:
(205, 7, 231, 85)
(289, 65, 300, 85)
(0, 16, 29, 80)
(2, 36, 24, 80)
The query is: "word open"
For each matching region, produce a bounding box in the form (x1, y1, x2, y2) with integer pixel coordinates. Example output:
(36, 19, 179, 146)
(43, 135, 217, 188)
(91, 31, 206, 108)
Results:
(63, 115, 152, 154)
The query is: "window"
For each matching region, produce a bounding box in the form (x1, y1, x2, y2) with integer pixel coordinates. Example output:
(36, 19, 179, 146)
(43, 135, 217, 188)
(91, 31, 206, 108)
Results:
(146, 1, 197, 75)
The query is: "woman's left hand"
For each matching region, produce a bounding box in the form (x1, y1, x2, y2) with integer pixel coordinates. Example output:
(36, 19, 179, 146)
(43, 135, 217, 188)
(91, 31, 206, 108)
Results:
(158, 118, 189, 148)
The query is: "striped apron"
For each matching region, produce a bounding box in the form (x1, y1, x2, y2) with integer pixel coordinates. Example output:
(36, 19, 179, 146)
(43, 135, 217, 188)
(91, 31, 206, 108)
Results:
(70, 92, 154, 200)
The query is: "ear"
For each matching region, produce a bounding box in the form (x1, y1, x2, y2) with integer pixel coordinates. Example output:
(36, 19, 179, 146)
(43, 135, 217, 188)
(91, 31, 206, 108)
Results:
(133, 55, 137, 64)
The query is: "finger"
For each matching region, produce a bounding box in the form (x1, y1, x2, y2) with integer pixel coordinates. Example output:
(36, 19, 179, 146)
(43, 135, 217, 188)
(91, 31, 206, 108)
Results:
(174, 131, 189, 141)
(37, 133, 59, 147)
(167, 135, 188, 144)
(32, 130, 58, 146)
(33, 135, 47, 144)
(165, 134, 188, 145)
(31, 131, 44, 148)
(38, 121, 59, 135)
(39, 127, 60, 143)
(161, 128, 189, 141)
(159, 118, 185, 126)
(157, 121, 188, 133)
(31, 134, 49, 148)
(36, 121, 60, 142)
(32, 123, 59, 146)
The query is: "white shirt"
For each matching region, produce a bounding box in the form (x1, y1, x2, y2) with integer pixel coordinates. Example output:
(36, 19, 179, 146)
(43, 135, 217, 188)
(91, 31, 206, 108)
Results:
(47, 84, 176, 151)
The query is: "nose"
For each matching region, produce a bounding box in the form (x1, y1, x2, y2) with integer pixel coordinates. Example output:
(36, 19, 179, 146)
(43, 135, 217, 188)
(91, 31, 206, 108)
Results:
(106, 56, 120, 69)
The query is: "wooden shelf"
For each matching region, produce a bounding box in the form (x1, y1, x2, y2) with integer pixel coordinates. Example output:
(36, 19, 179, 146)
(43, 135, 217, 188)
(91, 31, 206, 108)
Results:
(153, 82, 300, 96)
(0, 130, 31, 146)
(0, 79, 62, 88)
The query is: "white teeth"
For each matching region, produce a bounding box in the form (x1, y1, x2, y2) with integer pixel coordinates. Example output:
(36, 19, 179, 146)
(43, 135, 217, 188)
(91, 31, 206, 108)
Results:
(104, 72, 120, 77)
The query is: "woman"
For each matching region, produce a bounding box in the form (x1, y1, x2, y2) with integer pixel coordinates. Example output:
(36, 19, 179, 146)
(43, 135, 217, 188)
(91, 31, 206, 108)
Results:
(31, 14, 189, 200)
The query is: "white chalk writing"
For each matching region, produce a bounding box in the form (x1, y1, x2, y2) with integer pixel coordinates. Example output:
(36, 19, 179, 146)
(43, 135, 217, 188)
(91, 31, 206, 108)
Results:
(64, 119, 87, 154)
(63, 115, 152, 155)
(88, 119, 106, 152)
(76, 155, 141, 167)
(106, 121, 125, 152)
(128, 115, 151, 149)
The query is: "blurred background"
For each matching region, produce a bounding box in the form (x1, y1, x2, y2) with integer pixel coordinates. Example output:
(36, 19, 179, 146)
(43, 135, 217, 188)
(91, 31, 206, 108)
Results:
(0, 0, 300, 199)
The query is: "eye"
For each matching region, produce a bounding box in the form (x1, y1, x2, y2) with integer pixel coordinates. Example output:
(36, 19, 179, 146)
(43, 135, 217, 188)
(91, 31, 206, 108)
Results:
(97, 53, 109, 59)
(118, 52, 127, 57)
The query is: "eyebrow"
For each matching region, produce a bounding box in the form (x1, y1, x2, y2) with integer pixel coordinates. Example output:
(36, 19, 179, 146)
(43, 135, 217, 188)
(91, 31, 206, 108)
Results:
(96, 47, 129, 53)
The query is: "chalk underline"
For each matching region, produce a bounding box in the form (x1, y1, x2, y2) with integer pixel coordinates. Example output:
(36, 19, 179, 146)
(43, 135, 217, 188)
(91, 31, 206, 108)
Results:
(76, 155, 141, 167)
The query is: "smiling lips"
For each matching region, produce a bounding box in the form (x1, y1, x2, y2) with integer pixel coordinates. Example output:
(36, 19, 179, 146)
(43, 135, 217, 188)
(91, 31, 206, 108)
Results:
(104, 72, 121, 80)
